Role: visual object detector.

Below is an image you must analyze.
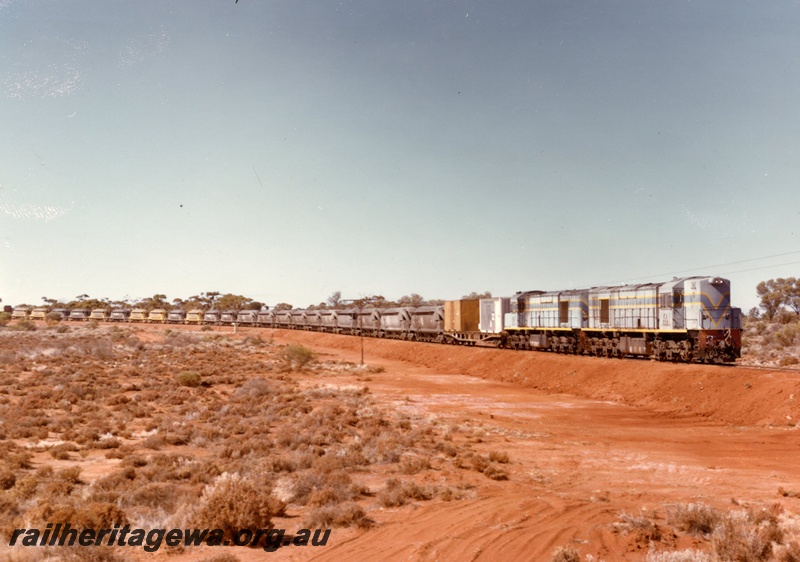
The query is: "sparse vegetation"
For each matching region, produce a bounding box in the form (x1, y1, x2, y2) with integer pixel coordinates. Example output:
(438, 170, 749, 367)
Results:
(0, 322, 496, 550)
(11, 319, 35, 332)
(632, 502, 800, 561)
(3, 312, 799, 560)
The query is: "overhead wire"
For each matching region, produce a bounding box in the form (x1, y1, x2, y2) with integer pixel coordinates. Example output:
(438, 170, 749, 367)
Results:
(601, 250, 800, 285)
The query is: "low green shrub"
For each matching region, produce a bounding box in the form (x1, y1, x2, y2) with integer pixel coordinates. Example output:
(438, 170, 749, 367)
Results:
(279, 344, 316, 370)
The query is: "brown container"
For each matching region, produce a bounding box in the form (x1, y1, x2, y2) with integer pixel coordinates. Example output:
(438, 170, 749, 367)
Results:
(444, 299, 480, 332)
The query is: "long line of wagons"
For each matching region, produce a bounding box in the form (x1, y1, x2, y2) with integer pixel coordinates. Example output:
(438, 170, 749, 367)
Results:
(11, 275, 742, 363)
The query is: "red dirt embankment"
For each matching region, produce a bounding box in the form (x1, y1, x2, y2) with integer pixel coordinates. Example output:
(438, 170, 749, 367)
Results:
(269, 329, 800, 428)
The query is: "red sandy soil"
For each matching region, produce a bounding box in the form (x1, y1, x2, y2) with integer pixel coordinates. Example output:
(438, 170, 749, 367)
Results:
(54, 324, 800, 561)
(253, 329, 800, 561)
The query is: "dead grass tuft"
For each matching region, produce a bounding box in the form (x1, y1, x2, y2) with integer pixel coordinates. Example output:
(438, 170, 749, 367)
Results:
(668, 502, 721, 535)
(304, 502, 372, 529)
(551, 545, 581, 562)
(377, 478, 436, 507)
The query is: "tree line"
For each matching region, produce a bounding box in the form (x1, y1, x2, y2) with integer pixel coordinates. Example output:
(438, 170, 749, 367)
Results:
(32, 292, 264, 313)
(13, 290, 493, 313)
(755, 277, 800, 320)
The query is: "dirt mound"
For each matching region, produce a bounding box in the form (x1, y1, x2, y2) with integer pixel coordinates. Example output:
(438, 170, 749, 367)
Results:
(267, 329, 800, 427)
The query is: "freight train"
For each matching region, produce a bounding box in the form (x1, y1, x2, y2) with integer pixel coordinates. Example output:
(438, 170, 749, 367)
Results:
(12, 275, 742, 363)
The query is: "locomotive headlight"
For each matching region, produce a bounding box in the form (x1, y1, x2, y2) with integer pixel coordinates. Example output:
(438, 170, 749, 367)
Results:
(711, 277, 724, 285)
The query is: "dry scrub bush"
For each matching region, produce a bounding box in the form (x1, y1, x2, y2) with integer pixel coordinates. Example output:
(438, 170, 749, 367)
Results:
(551, 545, 581, 562)
(278, 344, 317, 370)
(489, 450, 510, 463)
(175, 370, 202, 387)
(399, 455, 431, 475)
(3, 452, 32, 471)
(304, 502, 371, 529)
(616, 511, 663, 543)
(57, 466, 83, 484)
(26, 502, 128, 528)
(0, 493, 22, 539)
(378, 478, 436, 507)
(646, 549, 712, 562)
(192, 473, 285, 540)
(482, 465, 509, 481)
(290, 468, 362, 506)
(0, 468, 16, 491)
(668, 502, 721, 535)
(711, 504, 785, 562)
(45, 311, 63, 325)
(663, 502, 796, 562)
(126, 482, 183, 512)
(49, 442, 79, 460)
(233, 377, 276, 399)
(12, 319, 36, 332)
(200, 555, 241, 562)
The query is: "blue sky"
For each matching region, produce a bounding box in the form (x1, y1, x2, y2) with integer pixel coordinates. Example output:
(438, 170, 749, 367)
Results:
(1, 0, 799, 310)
